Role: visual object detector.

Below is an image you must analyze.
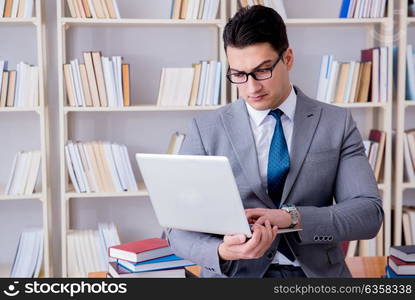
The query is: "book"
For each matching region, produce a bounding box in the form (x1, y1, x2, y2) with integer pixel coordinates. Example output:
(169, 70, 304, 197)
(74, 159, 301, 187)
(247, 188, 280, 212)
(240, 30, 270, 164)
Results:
(121, 64, 130, 106)
(368, 129, 386, 181)
(388, 255, 415, 275)
(407, 45, 415, 100)
(390, 245, 415, 262)
(108, 261, 186, 278)
(91, 51, 108, 106)
(117, 254, 195, 273)
(386, 265, 415, 278)
(109, 238, 173, 263)
(83, 52, 101, 106)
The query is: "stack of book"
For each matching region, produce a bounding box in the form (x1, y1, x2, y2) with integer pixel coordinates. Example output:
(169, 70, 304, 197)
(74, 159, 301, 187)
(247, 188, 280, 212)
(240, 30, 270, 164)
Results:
(65, 140, 138, 193)
(67, 223, 121, 277)
(108, 238, 195, 278)
(63, 52, 130, 107)
(0, 61, 39, 108)
(10, 228, 43, 278)
(402, 207, 415, 245)
(403, 129, 415, 183)
(4, 150, 41, 196)
(170, 0, 220, 20)
(339, 0, 387, 18)
(0, 0, 34, 18)
(66, 0, 120, 19)
(157, 60, 221, 107)
(386, 246, 415, 278)
(238, 0, 287, 19)
(362, 129, 386, 182)
(407, 44, 415, 101)
(316, 47, 390, 104)
(166, 132, 186, 155)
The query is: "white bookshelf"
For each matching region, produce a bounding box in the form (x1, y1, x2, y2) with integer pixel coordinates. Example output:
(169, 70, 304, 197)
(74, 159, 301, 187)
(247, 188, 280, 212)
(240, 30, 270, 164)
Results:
(0, 0, 52, 277)
(230, 0, 393, 256)
(57, 0, 228, 277)
(393, 0, 415, 247)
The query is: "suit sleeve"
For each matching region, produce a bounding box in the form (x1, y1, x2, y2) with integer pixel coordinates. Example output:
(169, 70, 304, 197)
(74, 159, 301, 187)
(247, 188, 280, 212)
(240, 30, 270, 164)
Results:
(295, 109, 384, 245)
(166, 118, 234, 276)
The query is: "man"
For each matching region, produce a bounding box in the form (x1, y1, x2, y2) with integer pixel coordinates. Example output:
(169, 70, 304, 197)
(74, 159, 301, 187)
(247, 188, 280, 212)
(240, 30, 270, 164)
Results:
(167, 5, 383, 278)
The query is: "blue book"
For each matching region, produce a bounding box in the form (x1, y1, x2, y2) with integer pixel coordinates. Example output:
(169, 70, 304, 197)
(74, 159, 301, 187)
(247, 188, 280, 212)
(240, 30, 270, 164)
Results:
(385, 266, 415, 278)
(117, 254, 196, 273)
(339, 0, 351, 18)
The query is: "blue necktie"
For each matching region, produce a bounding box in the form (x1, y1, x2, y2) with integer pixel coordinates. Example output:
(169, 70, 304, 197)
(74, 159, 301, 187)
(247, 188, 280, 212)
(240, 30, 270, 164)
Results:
(267, 109, 295, 262)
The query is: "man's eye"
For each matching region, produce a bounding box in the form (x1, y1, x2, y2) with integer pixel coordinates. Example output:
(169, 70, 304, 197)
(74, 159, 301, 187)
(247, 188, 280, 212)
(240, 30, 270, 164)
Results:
(233, 73, 245, 78)
(255, 69, 269, 74)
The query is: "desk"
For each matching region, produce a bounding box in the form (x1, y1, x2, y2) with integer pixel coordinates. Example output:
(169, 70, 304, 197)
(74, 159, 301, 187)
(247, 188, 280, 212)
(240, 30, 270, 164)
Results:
(185, 256, 387, 278)
(88, 256, 387, 278)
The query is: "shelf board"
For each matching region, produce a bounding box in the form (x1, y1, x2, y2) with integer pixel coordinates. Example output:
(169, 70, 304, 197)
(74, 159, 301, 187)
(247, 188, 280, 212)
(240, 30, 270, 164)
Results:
(402, 182, 415, 190)
(0, 17, 37, 25)
(285, 17, 390, 26)
(64, 105, 225, 112)
(60, 18, 224, 27)
(65, 182, 149, 199)
(331, 102, 387, 108)
(0, 193, 43, 201)
(404, 100, 415, 107)
(0, 107, 41, 113)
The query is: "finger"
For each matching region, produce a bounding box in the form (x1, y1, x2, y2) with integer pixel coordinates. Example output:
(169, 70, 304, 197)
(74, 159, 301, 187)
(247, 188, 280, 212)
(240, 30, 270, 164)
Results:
(247, 224, 267, 255)
(223, 234, 246, 245)
(245, 208, 267, 219)
(265, 219, 273, 242)
(255, 216, 267, 226)
(272, 225, 279, 239)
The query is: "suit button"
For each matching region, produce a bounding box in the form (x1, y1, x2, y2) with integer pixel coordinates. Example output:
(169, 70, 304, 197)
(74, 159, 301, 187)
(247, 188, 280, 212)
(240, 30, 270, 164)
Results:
(267, 251, 274, 259)
(324, 236, 329, 241)
(328, 236, 333, 241)
(314, 236, 319, 241)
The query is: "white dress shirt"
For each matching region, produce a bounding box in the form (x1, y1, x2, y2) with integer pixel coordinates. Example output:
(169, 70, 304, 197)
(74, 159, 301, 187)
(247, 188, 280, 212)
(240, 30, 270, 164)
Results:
(245, 85, 300, 266)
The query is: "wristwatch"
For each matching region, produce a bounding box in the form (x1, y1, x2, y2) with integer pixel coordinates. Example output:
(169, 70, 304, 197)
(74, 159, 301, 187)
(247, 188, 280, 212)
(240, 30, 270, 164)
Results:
(281, 204, 299, 228)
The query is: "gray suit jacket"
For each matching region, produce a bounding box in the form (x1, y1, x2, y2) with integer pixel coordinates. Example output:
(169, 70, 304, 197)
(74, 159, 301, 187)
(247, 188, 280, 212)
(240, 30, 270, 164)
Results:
(167, 86, 383, 278)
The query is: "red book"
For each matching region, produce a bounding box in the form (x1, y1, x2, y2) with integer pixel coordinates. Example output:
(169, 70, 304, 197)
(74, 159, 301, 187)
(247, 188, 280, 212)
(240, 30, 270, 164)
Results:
(109, 238, 173, 263)
(368, 129, 386, 181)
(389, 256, 415, 275)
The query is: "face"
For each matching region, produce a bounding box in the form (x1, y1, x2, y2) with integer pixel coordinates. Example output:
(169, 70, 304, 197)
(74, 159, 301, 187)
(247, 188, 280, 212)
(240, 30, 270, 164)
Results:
(226, 43, 294, 111)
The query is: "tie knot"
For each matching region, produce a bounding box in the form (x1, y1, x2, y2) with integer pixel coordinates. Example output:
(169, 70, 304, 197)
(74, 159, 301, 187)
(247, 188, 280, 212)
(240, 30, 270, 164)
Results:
(269, 109, 283, 119)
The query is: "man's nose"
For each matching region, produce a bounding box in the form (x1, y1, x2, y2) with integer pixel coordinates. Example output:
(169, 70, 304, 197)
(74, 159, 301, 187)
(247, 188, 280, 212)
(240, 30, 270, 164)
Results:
(246, 74, 262, 94)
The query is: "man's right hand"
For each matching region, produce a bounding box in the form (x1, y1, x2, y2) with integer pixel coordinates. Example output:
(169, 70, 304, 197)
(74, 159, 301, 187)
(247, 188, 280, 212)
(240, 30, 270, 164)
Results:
(218, 220, 278, 261)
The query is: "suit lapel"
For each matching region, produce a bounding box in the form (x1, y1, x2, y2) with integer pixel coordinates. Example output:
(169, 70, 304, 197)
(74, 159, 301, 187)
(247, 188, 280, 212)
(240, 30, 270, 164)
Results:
(221, 100, 275, 209)
(280, 88, 322, 206)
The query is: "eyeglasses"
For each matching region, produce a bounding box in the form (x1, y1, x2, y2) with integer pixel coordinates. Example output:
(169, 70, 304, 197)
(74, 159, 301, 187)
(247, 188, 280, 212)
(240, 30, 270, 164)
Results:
(226, 51, 286, 84)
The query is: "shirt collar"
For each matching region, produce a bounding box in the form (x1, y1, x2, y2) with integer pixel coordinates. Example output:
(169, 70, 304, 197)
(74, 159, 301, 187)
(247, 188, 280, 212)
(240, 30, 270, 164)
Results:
(245, 85, 297, 127)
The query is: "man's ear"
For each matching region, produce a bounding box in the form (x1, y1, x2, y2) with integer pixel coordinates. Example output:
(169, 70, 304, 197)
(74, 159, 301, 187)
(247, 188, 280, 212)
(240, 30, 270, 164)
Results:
(283, 48, 294, 71)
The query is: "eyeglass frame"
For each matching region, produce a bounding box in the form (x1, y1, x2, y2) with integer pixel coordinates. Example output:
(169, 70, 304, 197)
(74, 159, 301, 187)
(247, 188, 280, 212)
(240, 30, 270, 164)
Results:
(226, 48, 287, 84)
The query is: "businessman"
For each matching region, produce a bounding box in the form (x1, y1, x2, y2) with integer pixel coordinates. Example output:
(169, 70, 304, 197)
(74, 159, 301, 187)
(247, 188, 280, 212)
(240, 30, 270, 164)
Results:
(167, 5, 383, 278)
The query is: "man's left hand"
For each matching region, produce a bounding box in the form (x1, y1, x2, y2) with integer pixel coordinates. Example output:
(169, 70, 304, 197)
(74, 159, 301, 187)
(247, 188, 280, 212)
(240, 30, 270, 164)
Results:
(245, 208, 295, 229)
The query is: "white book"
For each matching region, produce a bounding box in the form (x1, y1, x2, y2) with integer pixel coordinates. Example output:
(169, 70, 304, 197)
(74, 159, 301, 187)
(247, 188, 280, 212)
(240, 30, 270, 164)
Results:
(112, 56, 123, 107)
(74, 231, 88, 277)
(209, 0, 219, 19)
(379, 0, 386, 18)
(404, 133, 415, 182)
(14, 62, 22, 107)
(20, 62, 31, 107)
(186, 0, 194, 19)
(0, 0, 5, 18)
(0, 61, 4, 97)
(201, 0, 211, 20)
(17, 151, 32, 195)
(402, 212, 413, 245)
(70, 60, 85, 107)
(213, 61, 221, 105)
(407, 45, 415, 100)
(103, 142, 123, 192)
(379, 47, 388, 102)
(368, 142, 378, 171)
(161, 68, 179, 106)
(110, 143, 128, 191)
(65, 146, 80, 193)
(9, 152, 23, 195)
(5, 152, 18, 195)
(346, 240, 358, 257)
(10, 231, 26, 277)
(192, 0, 201, 19)
(87, 0, 97, 18)
(120, 144, 138, 192)
(408, 210, 415, 243)
(203, 61, 216, 105)
(24, 150, 41, 195)
(96, 226, 110, 267)
(344, 61, 356, 103)
(196, 61, 208, 106)
(86, 230, 102, 272)
(73, 141, 91, 192)
(316, 55, 332, 101)
(325, 60, 339, 103)
(24, 0, 34, 17)
(26, 229, 41, 277)
(28, 66, 39, 106)
(363, 140, 372, 157)
(177, 68, 195, 106)
(371, 47, 380, 102)
(67, 141, 87, 193)
(156, 68, 166, 106)
(33, 230, 43, 278)
(347, 0, 356, 17)
(200, 62, 211, 105)
(11, 0, 19, 17)
(112, 0, 121, 18)
(102, 57, 117, 107)
(108, 222, 120, 247)
(12, 231, 34, 277)
(70, 231, 85, 277)
(77, 143, 98, 192)
(67, 232, 81, 277)
(173, 132, 186, 154)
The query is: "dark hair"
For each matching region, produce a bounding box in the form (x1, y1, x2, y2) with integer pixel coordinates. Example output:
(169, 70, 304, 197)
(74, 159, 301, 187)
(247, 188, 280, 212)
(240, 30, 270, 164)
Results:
(223, 5, 289, 55)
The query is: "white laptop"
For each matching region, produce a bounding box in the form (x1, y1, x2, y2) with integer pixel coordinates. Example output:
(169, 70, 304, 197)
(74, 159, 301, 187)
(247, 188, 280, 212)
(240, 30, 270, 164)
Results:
(136, 153, 301, 238)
